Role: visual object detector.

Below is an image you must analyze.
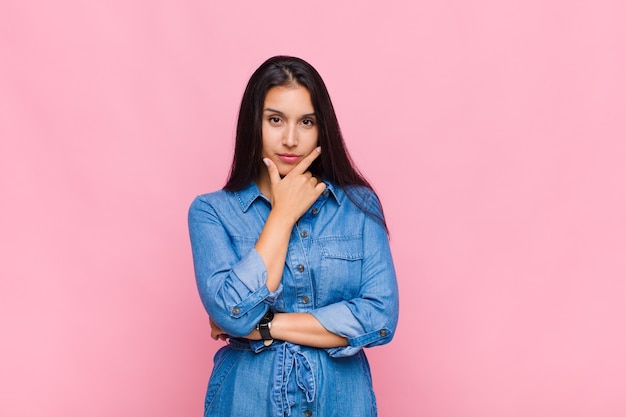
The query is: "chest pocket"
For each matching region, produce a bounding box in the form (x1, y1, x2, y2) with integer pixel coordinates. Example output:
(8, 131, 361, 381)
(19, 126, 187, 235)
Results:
(317, 236, 364, 303)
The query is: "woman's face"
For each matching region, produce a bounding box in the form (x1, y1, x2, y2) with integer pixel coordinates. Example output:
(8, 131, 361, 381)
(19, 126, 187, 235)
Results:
(261, 85, 319, 177)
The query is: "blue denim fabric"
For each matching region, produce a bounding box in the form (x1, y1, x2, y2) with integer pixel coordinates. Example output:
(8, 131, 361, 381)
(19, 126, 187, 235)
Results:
(189, 181, 399, 416)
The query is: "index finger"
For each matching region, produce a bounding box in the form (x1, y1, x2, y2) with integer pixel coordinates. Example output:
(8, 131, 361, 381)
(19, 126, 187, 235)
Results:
(289, 146, 321, 176)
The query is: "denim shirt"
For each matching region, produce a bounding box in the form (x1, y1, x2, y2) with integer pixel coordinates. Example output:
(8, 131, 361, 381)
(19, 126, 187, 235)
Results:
(188, 181, 399, 358)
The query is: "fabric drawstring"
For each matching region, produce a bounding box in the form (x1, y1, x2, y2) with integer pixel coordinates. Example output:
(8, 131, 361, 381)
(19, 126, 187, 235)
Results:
(272, 342, 316, 416)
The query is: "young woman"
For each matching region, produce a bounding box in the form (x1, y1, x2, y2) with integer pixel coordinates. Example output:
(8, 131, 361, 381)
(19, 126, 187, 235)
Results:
(188, 56, 399, 417)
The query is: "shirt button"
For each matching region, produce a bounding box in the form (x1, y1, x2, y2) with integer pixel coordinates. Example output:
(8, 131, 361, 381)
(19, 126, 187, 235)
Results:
(301, 296, 309, 304)
(297, 264, 305, 272)
(379, 329, 387, 337)
(232, 307, 240, 315)
(300, 231, 308, 238)
(322, 190, 329, 197)
(304, 410, 312, 417)
(311, 208, 319, 215)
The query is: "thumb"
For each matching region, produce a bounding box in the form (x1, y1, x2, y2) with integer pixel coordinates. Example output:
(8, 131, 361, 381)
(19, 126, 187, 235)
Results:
(263, 158, 281, 185)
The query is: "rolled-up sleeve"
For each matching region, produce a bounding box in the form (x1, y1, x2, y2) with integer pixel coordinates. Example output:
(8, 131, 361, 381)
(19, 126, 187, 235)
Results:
(188, 196, 279, 337)
(310, 194, 399, 358)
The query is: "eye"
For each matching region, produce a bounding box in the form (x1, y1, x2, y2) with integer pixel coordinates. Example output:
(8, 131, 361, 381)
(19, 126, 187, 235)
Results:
(268, 116, 282, 125)
(302, 119, 316, 127)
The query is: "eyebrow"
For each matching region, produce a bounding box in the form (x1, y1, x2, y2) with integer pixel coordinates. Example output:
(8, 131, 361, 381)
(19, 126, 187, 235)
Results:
(263, 108, 316, 118)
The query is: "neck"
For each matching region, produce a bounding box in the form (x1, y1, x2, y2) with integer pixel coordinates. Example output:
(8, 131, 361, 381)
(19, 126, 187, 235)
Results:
(254, 170, 271, 199)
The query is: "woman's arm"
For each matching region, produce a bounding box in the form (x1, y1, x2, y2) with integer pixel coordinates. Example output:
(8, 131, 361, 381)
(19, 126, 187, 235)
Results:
(255, 147, 325, 292)
(210, 312, 348, 348)
(267, 313, 348, 348)
(191, 148, 325, 337)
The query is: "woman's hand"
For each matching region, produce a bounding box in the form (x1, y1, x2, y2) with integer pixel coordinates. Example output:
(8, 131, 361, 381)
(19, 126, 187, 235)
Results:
(263, 147, 326, 224)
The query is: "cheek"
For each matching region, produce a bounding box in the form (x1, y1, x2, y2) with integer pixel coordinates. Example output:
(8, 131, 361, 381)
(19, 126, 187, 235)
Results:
(261, 126, 275, 154)
(262, 122, 283, 139)
(304, 128, 319, 147)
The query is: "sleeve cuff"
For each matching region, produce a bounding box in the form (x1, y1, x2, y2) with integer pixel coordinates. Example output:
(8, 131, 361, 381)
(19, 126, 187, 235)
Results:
(227, 249, 282, 318)
(311, 303, 394, 357)
(310, 302, 365, 338)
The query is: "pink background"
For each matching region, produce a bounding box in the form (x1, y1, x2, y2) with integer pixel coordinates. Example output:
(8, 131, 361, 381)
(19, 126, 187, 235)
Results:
(2, 1, 625, 416)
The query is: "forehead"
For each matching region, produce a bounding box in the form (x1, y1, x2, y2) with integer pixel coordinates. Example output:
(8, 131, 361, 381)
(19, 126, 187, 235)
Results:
(263, 85, 314, 112)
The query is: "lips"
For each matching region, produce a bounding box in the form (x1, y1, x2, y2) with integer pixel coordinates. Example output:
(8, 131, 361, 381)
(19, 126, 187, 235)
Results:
(277, 153, 301, 164)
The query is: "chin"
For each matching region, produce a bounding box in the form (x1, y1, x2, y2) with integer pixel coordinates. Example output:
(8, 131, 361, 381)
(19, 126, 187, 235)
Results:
(277, 167, 294, 177)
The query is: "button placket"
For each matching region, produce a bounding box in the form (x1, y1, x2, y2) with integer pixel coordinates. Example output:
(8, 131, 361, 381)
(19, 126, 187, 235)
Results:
(290, 217, 313, 312)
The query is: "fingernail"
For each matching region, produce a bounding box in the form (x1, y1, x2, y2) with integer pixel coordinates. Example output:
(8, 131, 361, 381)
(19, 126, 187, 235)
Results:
(263, 158, 270, 166)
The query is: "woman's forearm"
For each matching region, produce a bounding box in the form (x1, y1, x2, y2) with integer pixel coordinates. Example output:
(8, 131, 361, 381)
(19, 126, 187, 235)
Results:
(269, 312, 348, 348)
(254, 210, 294, 292)
(239, 312, 348, 348)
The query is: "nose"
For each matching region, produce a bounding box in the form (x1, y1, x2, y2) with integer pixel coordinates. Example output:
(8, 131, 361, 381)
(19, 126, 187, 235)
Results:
(282, 124, 298, 147)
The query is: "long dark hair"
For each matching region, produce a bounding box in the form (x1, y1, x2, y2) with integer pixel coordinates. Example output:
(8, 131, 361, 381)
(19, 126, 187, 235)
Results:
(223, 55, 387, 231)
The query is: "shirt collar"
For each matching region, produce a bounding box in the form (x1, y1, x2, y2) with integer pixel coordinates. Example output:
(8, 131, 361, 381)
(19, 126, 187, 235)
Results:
(234, 180, 341, 213)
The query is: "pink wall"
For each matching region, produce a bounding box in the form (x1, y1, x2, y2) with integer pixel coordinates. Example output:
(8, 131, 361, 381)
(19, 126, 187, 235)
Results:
(2, 1, 625, 416)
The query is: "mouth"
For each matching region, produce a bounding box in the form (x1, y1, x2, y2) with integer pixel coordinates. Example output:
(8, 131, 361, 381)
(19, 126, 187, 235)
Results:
(277, 153, 301, 164)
